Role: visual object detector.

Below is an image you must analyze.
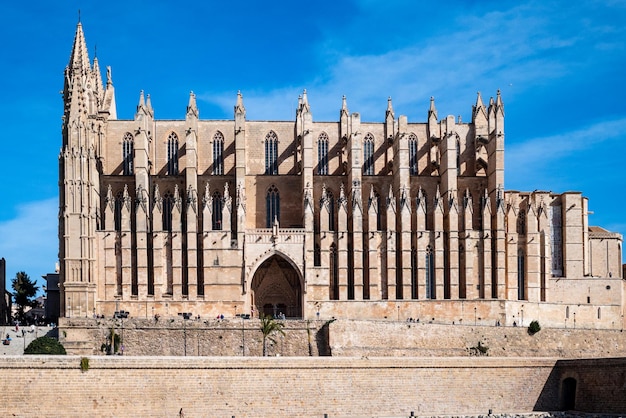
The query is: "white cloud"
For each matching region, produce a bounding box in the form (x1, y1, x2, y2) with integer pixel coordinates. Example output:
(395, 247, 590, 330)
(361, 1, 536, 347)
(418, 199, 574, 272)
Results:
(0, 198, 58, 290)
(506, 117, 626, 177)
(505, 117, 626, 192)
(197, 1, 606, 122)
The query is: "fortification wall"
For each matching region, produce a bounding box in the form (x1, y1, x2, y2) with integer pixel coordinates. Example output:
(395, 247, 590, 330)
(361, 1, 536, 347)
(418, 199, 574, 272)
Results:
(1, 356, 624, 417)
(0, 356, 558, 417)
(329, 320, 626, 358)
(59, 318, 626, 359)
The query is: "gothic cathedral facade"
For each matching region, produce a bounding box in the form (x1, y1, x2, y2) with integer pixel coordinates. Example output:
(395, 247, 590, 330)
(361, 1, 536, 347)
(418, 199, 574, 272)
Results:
(60, 23, 624, 328)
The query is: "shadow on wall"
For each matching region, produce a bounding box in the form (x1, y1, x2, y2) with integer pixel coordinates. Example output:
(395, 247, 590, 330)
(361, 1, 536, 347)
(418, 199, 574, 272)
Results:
(315, 320, 333, 356)
(534, 358, 626, 413)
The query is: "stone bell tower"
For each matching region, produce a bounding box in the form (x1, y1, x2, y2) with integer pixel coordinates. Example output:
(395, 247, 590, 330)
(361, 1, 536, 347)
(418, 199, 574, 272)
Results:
(59, 21, 115, 317)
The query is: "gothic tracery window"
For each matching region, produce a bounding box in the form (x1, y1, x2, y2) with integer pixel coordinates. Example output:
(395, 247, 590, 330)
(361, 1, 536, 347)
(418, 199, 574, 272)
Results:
(265, 131, 278, 175)
(517, 248, 526, 300)
(318, 132, 329, 175)
(122, 133, 134, 175)
(167, 133, 179, 175)
(330, 243, 339, 300)
(114, 191, 123, 232)
(456, 139, 461, 176)
(426, 246, 435, 299)
(363, 133, 374, 175)
(163, 192, 174, 232)
(327, 190, 335, 231)
(213, 131, 224, 175)
(408, 133, 418, 175)
(411, 247, 417, 299)
(266, 185, 280, 227)
(550, 204, 563, 276)
(212, 191, 223, 230)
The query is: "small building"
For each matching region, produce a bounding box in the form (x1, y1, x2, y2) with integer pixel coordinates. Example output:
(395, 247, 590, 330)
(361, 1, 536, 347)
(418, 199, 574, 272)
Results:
(42, 272, 60, 324)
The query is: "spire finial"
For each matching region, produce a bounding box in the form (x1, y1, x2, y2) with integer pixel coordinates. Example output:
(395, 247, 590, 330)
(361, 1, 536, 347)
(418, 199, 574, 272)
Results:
(235, 90, 245, 115)
(78, 9, 81, 23)
(386, 96, 394, 119)
(428, 96, 438, 120)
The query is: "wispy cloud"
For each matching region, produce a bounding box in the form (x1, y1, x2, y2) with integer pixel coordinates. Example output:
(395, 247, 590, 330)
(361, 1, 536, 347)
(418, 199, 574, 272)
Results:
(506, 117, 626, 191)
(197, 1, 623, 122)
(0, 198, 58, 289)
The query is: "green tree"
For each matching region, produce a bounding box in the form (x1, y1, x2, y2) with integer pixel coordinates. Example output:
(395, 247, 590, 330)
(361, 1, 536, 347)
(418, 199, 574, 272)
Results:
(11, 271, 38, 323)
(24, 337, 66, 355)
(260, 314, 285, 356)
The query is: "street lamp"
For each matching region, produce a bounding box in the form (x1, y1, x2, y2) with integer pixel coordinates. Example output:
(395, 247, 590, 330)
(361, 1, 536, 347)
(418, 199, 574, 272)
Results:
(474, 307, 477, 326)
(397, 305, 400, 321)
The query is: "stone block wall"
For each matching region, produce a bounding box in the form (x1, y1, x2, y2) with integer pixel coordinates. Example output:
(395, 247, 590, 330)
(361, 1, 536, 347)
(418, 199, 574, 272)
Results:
(0, 356, 559, 417)
(59, 318, 626, 359)
(1, 356, 624, 416)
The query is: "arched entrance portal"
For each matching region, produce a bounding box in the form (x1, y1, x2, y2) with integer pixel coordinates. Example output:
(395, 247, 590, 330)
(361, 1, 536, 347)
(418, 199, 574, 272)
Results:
(251, 255, 302, 318)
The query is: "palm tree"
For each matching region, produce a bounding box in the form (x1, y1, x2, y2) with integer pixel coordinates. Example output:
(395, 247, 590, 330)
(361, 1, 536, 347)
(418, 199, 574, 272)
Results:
(260, 314, 285, 356)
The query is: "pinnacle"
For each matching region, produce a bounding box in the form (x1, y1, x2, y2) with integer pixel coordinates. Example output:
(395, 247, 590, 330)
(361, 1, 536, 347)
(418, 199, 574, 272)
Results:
(68, 22, 91, 73)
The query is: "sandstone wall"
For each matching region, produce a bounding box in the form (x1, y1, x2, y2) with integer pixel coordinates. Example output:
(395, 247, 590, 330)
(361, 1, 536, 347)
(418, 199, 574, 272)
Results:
(328, 319, 626, 358)
(1, 356, 624, 417)
(59, 318, 626, 359)
(60, 317, 329, 357)
(0, 356, 558, 417)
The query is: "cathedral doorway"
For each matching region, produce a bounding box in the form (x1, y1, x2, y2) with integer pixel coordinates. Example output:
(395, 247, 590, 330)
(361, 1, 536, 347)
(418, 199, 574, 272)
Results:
(251, 254, 302, 319)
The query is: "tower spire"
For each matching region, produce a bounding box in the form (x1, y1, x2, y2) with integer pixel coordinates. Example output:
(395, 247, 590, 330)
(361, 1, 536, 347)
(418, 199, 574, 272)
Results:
(67, 21, 91, 73)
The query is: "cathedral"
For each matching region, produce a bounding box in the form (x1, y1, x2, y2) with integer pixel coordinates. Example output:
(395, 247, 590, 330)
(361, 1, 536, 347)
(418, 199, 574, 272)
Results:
(59, 22, 624, 329)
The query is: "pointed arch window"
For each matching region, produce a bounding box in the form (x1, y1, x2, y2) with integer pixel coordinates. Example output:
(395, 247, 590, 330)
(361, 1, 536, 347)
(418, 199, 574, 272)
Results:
(122, 133, 134, 175)
(330, 244, 339, 300)
(363, 133, 374, 175)
(314, 244, 321, 267)
(265, 131, 278, 175)
(456, 139, 461, 176)
(163, 192, 174, 232)
(411, 247, 418, 299)
(327, 191, 335, 231)
(426, 246, 435, 299)
(318, 133, 329, 175)
(518, 248, 526, 300)
(212, 191, 223, 230)
(167, 133, 179, 175)
(114, 191, 123, 232)
(266, 185, 280, 227)
(550, 204, 563, 276)
(213, 131, 224, 175)
(408, 134, 418, 175)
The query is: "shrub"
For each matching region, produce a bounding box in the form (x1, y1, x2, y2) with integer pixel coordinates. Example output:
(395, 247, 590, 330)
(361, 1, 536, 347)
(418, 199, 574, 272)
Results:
(24, 337, 67, 355)
(528, 320, 541, 335)
(80, 357, 90, 372)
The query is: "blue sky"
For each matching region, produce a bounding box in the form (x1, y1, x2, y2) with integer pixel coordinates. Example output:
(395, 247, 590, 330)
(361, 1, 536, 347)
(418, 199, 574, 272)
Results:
(1, 0, 625, 292)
